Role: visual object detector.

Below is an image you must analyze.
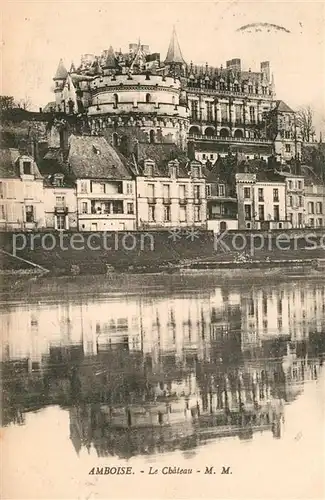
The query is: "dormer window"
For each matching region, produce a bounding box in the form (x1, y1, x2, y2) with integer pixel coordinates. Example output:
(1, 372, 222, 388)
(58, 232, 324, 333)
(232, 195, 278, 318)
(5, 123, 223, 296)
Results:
(191, 163, 201, 178)
(146, 93, 151, 103)
(144, 159, 155, 176)
(168, 160, 179, 178)
(23, 161, 32, 175)
(53, 174, 64, 187)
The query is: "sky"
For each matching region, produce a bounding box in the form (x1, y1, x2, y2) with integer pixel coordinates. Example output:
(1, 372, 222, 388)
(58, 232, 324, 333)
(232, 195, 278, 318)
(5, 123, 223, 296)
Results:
(1, 0, 325, 133)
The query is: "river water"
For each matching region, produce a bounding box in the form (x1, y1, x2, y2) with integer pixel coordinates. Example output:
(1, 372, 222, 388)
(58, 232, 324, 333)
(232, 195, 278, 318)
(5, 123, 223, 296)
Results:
(1, 274, 325, 499)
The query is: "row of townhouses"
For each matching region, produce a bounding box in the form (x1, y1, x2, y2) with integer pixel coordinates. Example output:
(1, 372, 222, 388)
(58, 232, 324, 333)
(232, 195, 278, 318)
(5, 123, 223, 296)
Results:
(0, 135, 324, 232)
(1, 29, 324, 233)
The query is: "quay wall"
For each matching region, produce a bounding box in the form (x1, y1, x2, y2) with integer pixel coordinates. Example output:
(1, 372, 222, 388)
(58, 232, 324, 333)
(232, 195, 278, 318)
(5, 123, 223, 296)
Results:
(0, 229, 324, 275)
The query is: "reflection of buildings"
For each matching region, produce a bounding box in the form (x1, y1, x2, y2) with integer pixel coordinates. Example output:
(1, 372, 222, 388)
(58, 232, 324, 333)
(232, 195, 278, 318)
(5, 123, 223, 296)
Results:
(1, 282, 324, 370)
(1, 288, 242, 366)
(240, 283, 325, 347)
(1, 281, 324, 454)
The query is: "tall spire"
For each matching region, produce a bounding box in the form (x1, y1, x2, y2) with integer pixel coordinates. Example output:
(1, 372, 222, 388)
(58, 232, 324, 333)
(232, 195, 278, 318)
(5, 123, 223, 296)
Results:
(103, 46, 116, 69)
(69, 61, 76, 73)
(53, 59, 68, 80)
(165, 26, 185, 65)
(130, 40, 145, 70)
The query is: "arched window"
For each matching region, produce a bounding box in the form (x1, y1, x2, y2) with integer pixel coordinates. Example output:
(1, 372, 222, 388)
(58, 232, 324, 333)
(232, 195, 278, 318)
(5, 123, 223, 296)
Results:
(219, 128, 229, 138)
(189, 126, 200, 136)
(234, 129, 244, 139)
(113, 94, 119, 107)
(149, 130, 155, 144)
(146, 93, 151, 103)
(205, 127, 215, 137)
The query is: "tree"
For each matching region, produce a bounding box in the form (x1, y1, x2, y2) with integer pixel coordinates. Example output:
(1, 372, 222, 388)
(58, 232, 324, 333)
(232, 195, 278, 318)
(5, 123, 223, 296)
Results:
(0, 95, 15, 111)
(296, 105, 315, 143)
(302, 143, 325, 181)
(17, 96, 32, 111)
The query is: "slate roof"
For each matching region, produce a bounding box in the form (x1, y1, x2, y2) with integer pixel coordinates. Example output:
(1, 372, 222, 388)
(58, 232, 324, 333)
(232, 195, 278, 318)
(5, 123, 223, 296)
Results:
(38, 148, 65, 176)
(102, 46, 117, 69)
(137, 158, 190, 178)
(301, 165, 324, 185)
(137, 142, 183, 165)
(276, 100, 294, 113)
(67, 135, 133, 180)
(256, 170, 285, 183)
(0, 148, 42, 179)
(165, 27, 185, 64)
(43, 102, 56, 113)
(54, 59, 68, 80)
(276, 171, 304, 179)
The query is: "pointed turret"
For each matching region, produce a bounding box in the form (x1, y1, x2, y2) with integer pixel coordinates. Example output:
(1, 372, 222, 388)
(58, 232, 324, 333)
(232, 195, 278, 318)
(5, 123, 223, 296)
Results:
(69, 61, 76, 73)
(53, 59, 68, 80)
(62, 74, 77, 113)
(130, 39, 146, 71)
(165, 27, 185, 65)
(102, 46, 117, 69)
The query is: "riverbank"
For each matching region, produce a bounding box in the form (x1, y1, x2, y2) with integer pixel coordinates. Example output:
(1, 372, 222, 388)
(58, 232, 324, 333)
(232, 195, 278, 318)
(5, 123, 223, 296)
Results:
(1, 265, 325, 301)
(1, 229, 324, 277)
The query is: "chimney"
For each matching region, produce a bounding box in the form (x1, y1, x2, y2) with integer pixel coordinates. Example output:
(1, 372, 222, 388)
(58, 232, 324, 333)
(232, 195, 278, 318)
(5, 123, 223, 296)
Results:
(226, 59, 241, 71)
(260, 61, 270, 81)
(187, 141, 196, 160)
(60, 128, 69, 153)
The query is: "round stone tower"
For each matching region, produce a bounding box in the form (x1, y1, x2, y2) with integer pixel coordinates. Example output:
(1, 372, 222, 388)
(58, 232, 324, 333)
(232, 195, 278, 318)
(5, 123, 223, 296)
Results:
(87, 72, 189, 150)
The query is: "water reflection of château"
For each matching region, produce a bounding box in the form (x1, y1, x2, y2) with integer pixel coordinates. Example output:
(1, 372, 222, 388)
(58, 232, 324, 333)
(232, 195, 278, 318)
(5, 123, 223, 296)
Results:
(1, 281, 324, 457)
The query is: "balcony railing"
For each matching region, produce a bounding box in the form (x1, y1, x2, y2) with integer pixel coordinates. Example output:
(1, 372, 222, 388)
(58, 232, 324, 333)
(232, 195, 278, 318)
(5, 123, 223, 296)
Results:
(54, 206, 68, 214)
(209, 214, 237, 220)
(179, 199, 188, 205)
(147, 197, 157, 204)
(193, 198, 202, 205)
(186, 86, 273, 100)
(163, 197, 172, 205)
(188, 134, 272, 144)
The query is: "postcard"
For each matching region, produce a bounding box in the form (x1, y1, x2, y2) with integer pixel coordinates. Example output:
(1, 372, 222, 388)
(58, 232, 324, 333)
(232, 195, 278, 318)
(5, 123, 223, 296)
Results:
(1, 1, 324, 499)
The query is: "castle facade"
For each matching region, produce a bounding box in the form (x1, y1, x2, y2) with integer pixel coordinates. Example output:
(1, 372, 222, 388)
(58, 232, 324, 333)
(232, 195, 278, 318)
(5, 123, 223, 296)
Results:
(50, 28, 302, 163)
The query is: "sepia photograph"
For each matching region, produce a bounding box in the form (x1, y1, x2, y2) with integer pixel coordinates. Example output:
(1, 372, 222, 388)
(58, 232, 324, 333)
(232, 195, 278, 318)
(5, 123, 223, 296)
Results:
(1, 1, 324, 499)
